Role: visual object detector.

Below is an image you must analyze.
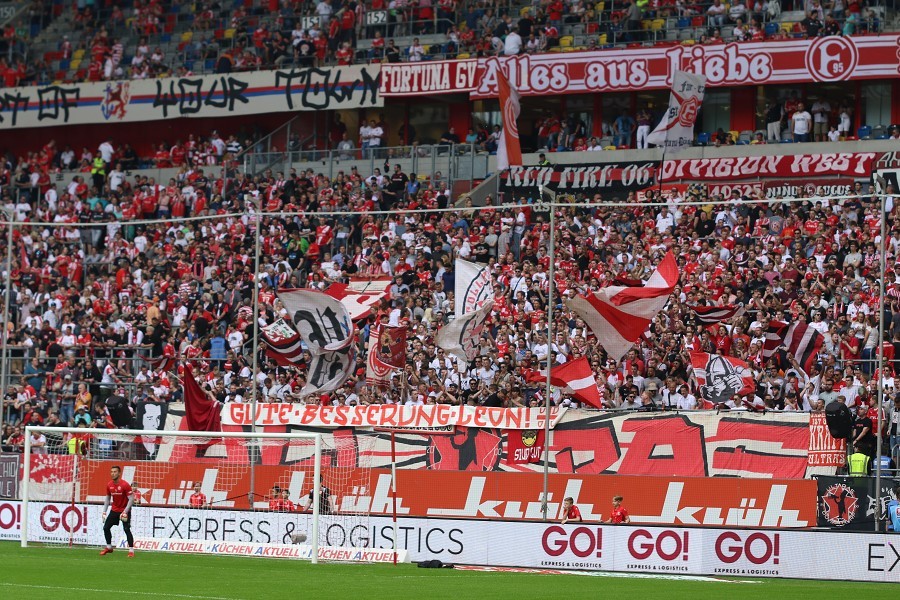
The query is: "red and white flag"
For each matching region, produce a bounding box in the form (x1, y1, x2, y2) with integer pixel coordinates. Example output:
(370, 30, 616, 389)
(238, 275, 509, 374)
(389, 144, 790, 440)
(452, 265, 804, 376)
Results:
(527, 357, 604, 409)
(690, 352, 755, 407)
(689, 304, 745, 325)
(366, 326, 393, 388)
(496, 65, 522, 171)
(566, 252, 678, 363)
(375, 324, 407, 368)
(506, 429, 545, 465)
(762, 321, 789, 359)
(261, 318, 305, 368)
(785, 322, 824, 373)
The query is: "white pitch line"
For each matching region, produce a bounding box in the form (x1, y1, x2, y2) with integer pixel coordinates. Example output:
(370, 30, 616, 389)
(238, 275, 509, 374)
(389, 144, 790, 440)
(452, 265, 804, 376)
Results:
(0, 583, 244, 600)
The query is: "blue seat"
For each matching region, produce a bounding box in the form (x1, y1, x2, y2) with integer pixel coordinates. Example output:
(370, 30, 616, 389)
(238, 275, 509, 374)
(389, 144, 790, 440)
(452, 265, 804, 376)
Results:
(696, 132, 710, 145)
(59, 59, 70, 70)
(858, 125, 872, 139)
(781, 137, 794, 143)
(765, 22, 778, 36)
(204, 58, 216, 71)
(677, 17, 691, 28)
(161, 33, 172, 43)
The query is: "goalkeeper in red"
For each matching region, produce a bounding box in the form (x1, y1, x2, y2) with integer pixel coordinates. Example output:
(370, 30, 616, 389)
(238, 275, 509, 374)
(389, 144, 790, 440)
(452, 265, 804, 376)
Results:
(100, 465, 135, 557)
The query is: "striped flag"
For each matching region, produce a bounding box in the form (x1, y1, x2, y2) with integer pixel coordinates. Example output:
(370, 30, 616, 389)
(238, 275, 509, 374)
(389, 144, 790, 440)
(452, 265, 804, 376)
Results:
(689, 304, 746, 325)
(762, 321, 790, 359)
(785, 322, 824, 372)
(261, 318, 305, 367)
(566, 252, 678, 363)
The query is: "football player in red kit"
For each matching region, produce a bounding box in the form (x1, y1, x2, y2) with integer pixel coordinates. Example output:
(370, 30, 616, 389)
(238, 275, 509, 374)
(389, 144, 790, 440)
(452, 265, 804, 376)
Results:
(561, 497, 582, 524)
(606, 495, 631, 524)
(189, 482, 208, 508)
(100, 465, 135, 557)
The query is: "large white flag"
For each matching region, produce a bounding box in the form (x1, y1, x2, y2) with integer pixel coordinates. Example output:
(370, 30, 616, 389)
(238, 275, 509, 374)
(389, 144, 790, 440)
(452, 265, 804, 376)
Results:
(646, 71, 706, 152)
(278, 289, 355, 353)
(436, 301, 494, 364)
(278, 289, 357, 396)
(455, 258, 494, 317)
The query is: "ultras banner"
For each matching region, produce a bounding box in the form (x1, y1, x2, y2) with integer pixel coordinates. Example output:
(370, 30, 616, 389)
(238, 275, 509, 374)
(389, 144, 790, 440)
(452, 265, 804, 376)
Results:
(500, 162, 657, 198)
(0, 65, 381, 129)
(816, 476, 899, 531)
(208, 407, 841, 478)
(6, 502, 899, 581)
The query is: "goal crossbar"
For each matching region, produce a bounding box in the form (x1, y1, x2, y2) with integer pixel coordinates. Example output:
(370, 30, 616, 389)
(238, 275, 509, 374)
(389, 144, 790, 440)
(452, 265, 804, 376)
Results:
(21, 427, 323, 563)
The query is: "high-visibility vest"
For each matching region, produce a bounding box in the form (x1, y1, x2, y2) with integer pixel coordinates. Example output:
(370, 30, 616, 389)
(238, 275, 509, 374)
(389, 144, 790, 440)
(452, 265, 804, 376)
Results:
(91, 158, 106, 176)
(849, 452, 870, 477)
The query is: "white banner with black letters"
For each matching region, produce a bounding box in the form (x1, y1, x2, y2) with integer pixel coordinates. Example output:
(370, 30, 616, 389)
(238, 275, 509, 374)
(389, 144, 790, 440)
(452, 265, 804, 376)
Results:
(0, 65, 382, 129)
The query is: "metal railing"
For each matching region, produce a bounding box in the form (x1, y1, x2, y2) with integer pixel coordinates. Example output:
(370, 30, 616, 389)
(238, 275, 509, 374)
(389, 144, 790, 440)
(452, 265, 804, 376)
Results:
(242, 143, 490, 191)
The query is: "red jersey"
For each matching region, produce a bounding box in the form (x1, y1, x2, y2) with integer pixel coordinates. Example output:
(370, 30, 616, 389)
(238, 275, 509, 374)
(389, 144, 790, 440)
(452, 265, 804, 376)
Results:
(565, 505, 582, 521)
(609, 506, 629, 524)
(189, 492, 207, 508)
(107, 478, 133, 513)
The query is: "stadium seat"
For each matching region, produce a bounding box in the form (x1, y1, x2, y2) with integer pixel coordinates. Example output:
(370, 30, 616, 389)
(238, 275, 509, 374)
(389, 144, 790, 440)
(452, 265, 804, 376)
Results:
(70, 58, 81, 70)
(457, 52, 470, 59)
(781, 136, 794, 143)
(651, 19, 665, 31)
(780, 22, 794, 33)
(696, 132, 710, 145)
(181, 31, 193, 43)
(857, 125, 872, 139)
(595, 2, 605, 11)
(224, 28, 236, 39)
(559, 35, 574, 47)
(871, 126, 887, 139)
(677, 17, 691, 28)
(598, 33, 607, 44)
(73, 48, 85, 60)
(765, 22, 779, 36)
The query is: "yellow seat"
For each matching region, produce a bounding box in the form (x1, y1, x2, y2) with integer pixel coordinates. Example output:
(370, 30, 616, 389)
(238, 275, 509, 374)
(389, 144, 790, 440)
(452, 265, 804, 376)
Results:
(598, 33, 607, 43)
(682, 39, 695, 45)
(641, 19, 652, 29)
(73, 48, 85, 59)
(562, 47, 575, 52)
(520, 7, 530, 17)
(603, 145, 617, 150)
(457, 52, 470, 59)
(70, 58, 81, 69)
(181, 30, 193, 42)
(780, 22, 794, 33)
(728, 130, 739, 142)
(559, 35, 574, 47)
(651, 18, 665, 31)
(595, 1, 605, 10)
(224, 28, 235, 39)
(548, 47, 562, 52)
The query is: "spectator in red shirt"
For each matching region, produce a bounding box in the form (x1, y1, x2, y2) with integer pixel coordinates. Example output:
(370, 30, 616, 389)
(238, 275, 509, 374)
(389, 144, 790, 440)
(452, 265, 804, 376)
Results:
(561, 497, 582, 524)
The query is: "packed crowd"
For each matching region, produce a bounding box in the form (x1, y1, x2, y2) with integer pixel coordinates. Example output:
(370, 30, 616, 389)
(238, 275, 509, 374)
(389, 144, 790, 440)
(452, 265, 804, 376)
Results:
(0, 0, 889, 87)
(1, 129, 900, 454)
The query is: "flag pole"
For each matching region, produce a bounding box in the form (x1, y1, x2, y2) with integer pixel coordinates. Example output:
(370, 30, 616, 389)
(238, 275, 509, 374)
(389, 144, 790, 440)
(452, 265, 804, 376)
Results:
(876, 190, 886, 531)
(540, 186, 555, 522)
(249, 201, 262, 510)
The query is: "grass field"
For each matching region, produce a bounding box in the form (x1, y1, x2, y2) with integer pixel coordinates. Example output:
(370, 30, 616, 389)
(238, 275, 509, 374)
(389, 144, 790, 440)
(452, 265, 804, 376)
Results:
(0, 542, 895, 600)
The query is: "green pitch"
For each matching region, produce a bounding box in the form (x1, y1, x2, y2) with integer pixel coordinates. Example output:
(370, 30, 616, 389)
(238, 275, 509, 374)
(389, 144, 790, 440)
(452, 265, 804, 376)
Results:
(0, 542, 894, 600)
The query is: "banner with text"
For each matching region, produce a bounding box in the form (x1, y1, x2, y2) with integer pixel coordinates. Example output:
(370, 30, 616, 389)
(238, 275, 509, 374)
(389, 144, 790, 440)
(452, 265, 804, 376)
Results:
(0, 65, 381, 129)
(381, 36, 900, 98)
(660, 153, 877, 182)
(500, 162, 657, 198)
(816, 476, 898, 530)
(7, 502, 899, 581)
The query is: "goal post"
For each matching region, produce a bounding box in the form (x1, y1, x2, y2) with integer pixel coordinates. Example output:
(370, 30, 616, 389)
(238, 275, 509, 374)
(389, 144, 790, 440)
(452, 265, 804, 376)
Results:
(22, 426, 327, 560)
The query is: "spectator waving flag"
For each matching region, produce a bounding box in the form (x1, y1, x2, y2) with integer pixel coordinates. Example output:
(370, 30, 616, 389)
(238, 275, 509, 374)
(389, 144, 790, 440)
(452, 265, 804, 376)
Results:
(549, 357, 604, 409)
(690, 352, 755, 406)
(646, 70, 706, 153)
(762, 321, 790, 360)
(689, 304, 746, 325)
(366, 326, 394, 389)
(495, 63, 522, 170)
(436, 301, 494, 364)
(325, 282, 390, 321)
(566, 252, 678, 363)
(183, 367, 222, 432)
(785, 322, 825, 373)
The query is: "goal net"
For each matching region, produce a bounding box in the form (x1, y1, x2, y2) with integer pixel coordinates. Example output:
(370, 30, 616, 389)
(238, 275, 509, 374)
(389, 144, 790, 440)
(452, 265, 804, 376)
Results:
(21, 427, 391, 563)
